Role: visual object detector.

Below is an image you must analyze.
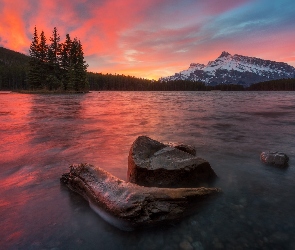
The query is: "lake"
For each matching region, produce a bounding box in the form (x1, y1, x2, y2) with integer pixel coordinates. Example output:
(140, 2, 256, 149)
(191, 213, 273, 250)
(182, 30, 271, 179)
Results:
(1, 91, 295, 249)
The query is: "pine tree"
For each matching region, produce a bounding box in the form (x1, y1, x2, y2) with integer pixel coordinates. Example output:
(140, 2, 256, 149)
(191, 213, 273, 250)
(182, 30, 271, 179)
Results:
(60, 34, 72, 90)
(47, 27, 62, 90)
(74, 39, 89, 91)
(27, 26, 89, 92)
(38, 30, 48, 89)
(27, 26, 41, 89)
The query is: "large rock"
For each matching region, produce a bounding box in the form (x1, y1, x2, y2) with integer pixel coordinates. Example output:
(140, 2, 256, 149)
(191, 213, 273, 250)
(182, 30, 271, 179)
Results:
(260, 151, 289, 167)
(61, 163, 221, 230)
(127, 136, 217, 188)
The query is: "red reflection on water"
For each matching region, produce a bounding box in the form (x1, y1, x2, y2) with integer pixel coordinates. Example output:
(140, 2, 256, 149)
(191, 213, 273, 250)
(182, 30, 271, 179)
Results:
(0, 94, 33, 167)
(0, 94, 35, 246)
(79, 92, 211, 179)
(0, 189, 26, 246)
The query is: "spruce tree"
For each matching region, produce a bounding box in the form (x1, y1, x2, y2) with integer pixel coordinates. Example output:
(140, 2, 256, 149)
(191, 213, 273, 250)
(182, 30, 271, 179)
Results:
(27, 26, 41, 89)
(60, 34, 72, 90)
(47, 27, 62, 90)
(74, 39, 88, 91)
(27, 26, 88, 92)
(38, 30, 48, 89)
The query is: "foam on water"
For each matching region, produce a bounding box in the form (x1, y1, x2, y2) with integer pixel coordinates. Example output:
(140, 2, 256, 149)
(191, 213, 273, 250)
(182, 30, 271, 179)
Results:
(88, 200, 135, 231)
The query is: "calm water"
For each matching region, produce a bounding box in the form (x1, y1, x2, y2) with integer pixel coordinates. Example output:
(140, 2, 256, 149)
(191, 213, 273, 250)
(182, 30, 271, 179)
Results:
(0, 91, 295, 250)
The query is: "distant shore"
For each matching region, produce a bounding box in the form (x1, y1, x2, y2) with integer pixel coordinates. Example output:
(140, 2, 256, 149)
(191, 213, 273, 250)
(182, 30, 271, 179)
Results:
(12, 90, 90, 94)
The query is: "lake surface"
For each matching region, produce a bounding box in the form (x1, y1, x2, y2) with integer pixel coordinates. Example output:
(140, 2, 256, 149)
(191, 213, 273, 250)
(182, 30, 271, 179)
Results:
(1, 91, 295, 250)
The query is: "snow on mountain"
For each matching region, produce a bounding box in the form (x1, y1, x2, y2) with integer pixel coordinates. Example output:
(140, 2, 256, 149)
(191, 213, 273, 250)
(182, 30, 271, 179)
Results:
(161, 51, 295, 86)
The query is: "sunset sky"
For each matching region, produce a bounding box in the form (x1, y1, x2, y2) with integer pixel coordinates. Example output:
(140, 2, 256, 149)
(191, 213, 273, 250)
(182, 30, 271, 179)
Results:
(0, 0, 295, 79)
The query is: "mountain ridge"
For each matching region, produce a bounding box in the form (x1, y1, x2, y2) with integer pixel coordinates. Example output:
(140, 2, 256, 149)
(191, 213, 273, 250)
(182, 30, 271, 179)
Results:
(161, 51, 295, 86)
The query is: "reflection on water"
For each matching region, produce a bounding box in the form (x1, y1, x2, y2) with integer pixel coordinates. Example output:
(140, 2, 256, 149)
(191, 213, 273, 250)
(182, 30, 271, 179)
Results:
(0, 91, 295, 249)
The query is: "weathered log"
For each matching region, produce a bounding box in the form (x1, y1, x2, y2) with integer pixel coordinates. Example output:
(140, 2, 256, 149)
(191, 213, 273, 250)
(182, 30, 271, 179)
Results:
(61, 163, 221, 230)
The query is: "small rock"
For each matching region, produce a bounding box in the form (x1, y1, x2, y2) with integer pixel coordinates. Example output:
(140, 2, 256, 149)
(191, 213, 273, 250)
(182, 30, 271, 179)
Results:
(179, 240, 193, 250)
(260, 151, 289, 167)
(185, 235, 193, 243)
(192, 241, 204, 250)
(271, 231, 289, 241)
(190, 220, 197, 226)
(173, 234, 181, 243)
(214, 241, 224, 249)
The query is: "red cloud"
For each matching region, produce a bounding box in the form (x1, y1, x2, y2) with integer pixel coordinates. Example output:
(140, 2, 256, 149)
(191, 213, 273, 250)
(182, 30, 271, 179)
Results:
(0, 0, 294, 79)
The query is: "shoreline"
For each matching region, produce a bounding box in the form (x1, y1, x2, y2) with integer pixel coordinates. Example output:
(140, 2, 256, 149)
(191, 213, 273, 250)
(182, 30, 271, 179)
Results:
(12, 90, 90, 94)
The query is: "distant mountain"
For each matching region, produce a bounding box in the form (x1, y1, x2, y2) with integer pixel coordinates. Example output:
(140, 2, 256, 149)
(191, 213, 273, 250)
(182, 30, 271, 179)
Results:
(0, 47, 29, 90)
(0, 46, 30, 65)
(161, 51, 295, 86)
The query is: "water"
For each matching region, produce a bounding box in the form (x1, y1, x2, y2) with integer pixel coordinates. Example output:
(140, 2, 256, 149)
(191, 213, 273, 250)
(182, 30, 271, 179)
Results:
(0, 91, 295, 249)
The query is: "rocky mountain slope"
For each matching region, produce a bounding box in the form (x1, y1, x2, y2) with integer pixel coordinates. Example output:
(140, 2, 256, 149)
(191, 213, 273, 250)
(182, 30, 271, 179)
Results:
(161, 51, 295, 86)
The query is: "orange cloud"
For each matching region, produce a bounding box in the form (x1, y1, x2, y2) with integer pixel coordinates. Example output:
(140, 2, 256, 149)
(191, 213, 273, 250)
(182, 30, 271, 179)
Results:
(0, 0, 294, 80)
(0, 0, 31, 51)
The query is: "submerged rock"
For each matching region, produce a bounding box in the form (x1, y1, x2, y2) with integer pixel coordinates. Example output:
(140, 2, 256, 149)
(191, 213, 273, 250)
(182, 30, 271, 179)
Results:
(127, 136, 217, 188)
(260, 151, 289, 167)
(61, 163, 221, 230)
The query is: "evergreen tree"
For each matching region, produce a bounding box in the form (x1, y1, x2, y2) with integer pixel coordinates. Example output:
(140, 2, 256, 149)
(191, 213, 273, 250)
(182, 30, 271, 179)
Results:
(47, 27, 62, 89)
(38, 30, 48, 88)
(75, 40, 89, 91)
(29, 26, 40, 59)
(60, 34, 72, 90)
(27, 26, 89, 92)
(39, 31, 48, 63)
(70, 38, 88, 91)
(27, 26, 41, 89)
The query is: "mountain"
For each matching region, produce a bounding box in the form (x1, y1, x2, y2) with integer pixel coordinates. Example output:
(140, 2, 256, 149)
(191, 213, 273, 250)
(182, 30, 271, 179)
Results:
(161, 51, 295, 86)
(0, 46, 30, 65)
(0, 47, 30, 90)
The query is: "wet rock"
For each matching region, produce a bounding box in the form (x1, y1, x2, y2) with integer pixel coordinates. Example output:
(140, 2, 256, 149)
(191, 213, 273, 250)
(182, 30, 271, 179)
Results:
(184, 235, 193, 243)
(61, 163, 221, 230)
(271, 231, 289, 241)
(127, 136, 217, 188)
(260, 151, 289, 167)
(213, 238, 224, 249)
(192, 241, 204, 250)
(179, 240, 193, 250)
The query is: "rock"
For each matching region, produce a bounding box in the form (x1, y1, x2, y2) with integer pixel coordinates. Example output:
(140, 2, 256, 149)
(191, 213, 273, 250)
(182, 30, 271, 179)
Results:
(61, 163, 221, 230)
(179, 240, 193, 250)
(260, 151, 289, 167)
(192, 241, 204, 250)
(127, 136, 217, 188)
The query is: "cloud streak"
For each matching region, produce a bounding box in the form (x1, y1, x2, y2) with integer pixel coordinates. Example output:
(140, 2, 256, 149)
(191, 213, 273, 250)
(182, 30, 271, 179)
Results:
(0, 0, 294, 79)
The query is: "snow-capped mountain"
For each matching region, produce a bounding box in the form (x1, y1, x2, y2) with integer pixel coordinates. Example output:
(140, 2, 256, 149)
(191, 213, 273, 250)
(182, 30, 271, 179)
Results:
(161, 51, 295, 86)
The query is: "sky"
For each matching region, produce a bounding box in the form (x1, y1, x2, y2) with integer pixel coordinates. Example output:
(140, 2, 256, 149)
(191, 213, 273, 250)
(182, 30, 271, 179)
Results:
(0, 0, 295, 80)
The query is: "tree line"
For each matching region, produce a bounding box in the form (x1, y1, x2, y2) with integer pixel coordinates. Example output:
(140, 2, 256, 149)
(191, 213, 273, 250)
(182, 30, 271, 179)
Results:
(247, 78, 295, 91)
(27, 27, 89, 92)
(1, 45, 295, 91)
(87, 72, 248, 91)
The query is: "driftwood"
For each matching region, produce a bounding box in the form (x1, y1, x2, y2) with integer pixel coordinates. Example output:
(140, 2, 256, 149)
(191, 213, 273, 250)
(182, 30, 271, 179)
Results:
(61, 163, 221, 230)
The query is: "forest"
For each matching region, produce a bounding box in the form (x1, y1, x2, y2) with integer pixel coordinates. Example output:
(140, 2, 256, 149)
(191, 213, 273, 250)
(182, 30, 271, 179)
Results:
(247, 78, 295, 91)
(0, 47, 29, 90)
(1, 45, 295, 91)
(26, 27, 88, 92)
